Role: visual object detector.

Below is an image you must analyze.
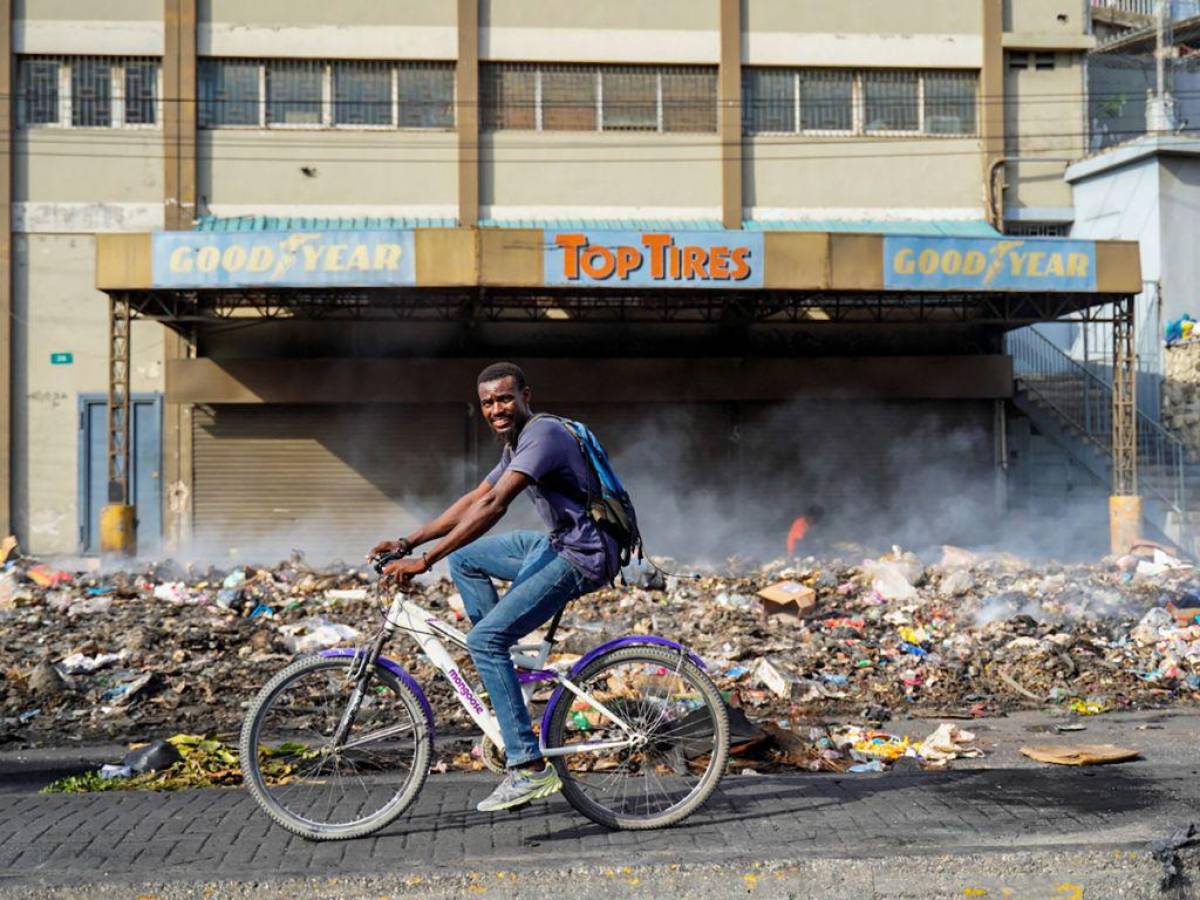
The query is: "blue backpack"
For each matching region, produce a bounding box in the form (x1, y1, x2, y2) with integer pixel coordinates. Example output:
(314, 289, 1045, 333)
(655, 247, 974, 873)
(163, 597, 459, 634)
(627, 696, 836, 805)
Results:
(532, 414, 642, 567)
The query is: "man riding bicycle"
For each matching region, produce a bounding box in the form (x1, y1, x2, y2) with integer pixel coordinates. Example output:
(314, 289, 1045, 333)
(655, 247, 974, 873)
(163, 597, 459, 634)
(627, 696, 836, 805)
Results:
(371, 362, 619, 813)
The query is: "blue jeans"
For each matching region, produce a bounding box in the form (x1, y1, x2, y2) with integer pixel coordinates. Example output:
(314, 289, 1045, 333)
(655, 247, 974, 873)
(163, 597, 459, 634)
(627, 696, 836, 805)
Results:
(448, 530, 598, 767)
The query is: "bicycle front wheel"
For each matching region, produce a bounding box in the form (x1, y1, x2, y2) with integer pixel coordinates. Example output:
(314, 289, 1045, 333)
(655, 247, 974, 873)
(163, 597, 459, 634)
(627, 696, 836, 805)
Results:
(543, 645, 729, 830)
(239, 655, 432, 841)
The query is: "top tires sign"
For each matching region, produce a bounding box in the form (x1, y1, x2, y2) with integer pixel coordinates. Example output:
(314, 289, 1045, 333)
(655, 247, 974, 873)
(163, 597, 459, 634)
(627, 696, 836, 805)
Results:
(545, 231, 764, 289)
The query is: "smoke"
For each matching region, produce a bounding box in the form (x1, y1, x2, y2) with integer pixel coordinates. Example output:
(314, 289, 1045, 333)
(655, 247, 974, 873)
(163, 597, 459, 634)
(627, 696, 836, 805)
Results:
(170, 397, 1110, 569)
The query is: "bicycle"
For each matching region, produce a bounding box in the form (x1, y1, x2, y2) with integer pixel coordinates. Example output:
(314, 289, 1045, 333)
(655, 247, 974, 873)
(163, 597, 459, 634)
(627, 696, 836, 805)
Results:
(239, 552, 729, 840)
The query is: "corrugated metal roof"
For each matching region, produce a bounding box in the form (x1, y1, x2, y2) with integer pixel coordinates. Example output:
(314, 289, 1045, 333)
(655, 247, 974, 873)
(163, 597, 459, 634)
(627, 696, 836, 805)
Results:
(195, 214, 1001, 238)
(194, 215, 458, 232)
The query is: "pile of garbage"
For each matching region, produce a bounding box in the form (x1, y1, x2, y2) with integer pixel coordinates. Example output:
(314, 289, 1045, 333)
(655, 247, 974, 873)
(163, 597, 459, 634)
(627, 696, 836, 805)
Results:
(3, 537, 1200, 777)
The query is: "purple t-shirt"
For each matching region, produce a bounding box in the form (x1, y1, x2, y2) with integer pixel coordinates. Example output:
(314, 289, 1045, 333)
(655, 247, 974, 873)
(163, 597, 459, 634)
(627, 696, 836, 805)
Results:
(486, 416, 618, 584)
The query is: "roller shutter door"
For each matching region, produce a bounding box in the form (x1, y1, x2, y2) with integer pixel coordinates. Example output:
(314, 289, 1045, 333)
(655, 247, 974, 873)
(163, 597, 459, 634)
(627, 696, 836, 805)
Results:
(193, 404, 468, 560)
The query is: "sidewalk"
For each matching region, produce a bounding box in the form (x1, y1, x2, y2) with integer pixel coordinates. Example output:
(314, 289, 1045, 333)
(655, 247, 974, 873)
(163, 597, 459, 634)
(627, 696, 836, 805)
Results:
(0, 710, 1196, 897)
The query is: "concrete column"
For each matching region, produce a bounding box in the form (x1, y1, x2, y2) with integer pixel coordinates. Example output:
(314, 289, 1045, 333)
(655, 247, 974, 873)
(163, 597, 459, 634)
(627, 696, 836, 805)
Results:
(980, 0, 1005, 226)
(719, 0, 742, 230)
(0, 0, 11, 539)
(457, 0, 479, 227)
(162, 0, 197, 549)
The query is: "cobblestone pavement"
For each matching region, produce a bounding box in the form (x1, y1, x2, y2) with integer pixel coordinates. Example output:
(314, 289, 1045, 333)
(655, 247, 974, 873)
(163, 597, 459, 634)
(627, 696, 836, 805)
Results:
(0, 757, 1195, 892)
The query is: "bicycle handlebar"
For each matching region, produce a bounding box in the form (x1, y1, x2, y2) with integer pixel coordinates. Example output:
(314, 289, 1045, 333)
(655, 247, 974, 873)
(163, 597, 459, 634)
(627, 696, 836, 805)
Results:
(369, 548, 409, 574)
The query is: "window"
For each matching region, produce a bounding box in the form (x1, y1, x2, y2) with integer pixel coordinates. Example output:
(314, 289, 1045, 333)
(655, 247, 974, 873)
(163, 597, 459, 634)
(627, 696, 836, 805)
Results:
(1008, 53, 1029, 71)
(267, 60, 322, 125)
(924, 72, 977, 135)
(397, 65, 454, 128)
(541, 67, 596, 131)
(199, 59, 259, 126)
(743, 68, 793, 134)
(20, 58, 59, 125)
(1005, 221, 1071, 237)
(334, 61, 391, 126)
(198, 58, 455, 129)
(602, 69, 657, 131)
(863, 71, 918, 132)
(801, 70, 853, 132)
(17, 56, 159, 127)
(481, 63, 718, 133)
(1035, 52, 1056, 70)
(743, 67, 977, 137)
(123, 60, 158, 125)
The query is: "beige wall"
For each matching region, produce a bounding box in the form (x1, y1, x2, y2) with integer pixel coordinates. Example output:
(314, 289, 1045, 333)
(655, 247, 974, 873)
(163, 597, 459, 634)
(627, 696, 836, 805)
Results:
(199, 131, 459, 215)
(745, 137, 986, 214)
(201, 0, 454, 28)
(15, 131, 162, 203)
(1004, 0, 1087, 35)
(480, 132, 722, 216)
(11, 234, 164, 555)
(15, 0, 160, 20)
(744, 0, 982, 35)
(483, 0, 718, 31)
(1003, 50, 1083, 212)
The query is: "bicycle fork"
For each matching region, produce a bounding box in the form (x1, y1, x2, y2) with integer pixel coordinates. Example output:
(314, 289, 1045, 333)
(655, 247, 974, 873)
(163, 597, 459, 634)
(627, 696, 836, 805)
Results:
(330, 628, 389, 749)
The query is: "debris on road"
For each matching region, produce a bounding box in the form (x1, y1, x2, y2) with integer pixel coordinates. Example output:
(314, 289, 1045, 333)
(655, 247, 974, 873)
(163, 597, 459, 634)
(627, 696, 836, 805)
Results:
(1019, 743, 1141, 766)
(1, 541, 1199, 777)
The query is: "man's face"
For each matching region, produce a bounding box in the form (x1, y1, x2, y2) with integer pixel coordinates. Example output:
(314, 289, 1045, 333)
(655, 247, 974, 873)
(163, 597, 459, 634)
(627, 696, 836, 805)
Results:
(478, 376, 532, 447)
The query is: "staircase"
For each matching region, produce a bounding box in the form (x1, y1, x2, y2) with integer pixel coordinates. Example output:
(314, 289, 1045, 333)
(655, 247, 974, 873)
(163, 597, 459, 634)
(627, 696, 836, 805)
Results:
(1006, 327, 1200, 553)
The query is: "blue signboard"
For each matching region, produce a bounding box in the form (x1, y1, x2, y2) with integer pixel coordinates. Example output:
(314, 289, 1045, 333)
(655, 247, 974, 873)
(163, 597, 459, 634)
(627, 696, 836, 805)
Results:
(883, 236, 1097, 292)
(151, 231, 416, 289)
(50, 352, 73, 365)
(545, 230, 764, 289)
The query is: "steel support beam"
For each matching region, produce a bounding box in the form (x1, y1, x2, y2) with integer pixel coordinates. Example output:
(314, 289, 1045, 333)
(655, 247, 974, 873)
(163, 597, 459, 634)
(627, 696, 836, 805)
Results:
(1111, 295, 1137, 495)
(107, 295, 132, 505)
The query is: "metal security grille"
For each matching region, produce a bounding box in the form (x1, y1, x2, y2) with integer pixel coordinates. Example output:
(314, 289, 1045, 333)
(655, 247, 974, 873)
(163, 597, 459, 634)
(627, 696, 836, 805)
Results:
(1005, 221, 1072, 237)
(17, 55, 161, 127)
(743, 67, 978, 136)
(481, 63, 717, 133)
(198, 59, 454, 129)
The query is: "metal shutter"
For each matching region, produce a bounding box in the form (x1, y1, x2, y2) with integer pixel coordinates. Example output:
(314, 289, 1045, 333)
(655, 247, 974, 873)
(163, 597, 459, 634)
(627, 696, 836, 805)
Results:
(193, 404, 469, 561)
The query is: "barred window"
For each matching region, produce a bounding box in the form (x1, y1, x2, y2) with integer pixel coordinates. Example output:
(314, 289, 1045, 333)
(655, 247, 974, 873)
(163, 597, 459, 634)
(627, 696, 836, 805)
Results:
(267, 60, 322, 125)
(199, 59, 259, 126)
(20, 58, 60, 125)
(397, 65, 454, 128)
(743, 67, 977, 137)
(541, 67, 596, 130)
(482, 63, 717, 133)
(199, 58, 454, 129)
(602, 69, 657, 131)
(863, 71, 918, 132)
(801, 70, 853, 132)
(17, 56, 159, 128)
(924, 72, 976, 135)
(123, 60, 158, 125)
(334, 61, 391, 126)
(1005, 221, 1071, 237)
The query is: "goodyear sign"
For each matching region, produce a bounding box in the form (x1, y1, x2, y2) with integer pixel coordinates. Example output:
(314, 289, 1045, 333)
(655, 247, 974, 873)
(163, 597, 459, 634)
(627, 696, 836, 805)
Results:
(151, 231, 415, 288)
(545, 230, 764, 289)
(884, 236, 1097, 292)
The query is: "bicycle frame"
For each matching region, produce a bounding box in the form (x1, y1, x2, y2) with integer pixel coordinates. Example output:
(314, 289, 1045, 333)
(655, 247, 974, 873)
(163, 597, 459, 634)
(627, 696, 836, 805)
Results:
(380, 594, 643, 759)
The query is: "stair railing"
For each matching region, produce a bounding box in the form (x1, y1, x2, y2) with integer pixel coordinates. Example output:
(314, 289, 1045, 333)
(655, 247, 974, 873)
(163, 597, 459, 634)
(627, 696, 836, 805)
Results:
(1006, 327, 1187, 516)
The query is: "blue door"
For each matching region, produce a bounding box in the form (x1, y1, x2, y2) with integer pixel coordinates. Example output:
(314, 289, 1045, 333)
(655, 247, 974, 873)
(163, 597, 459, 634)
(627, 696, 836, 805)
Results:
(79, 395, 163, 554)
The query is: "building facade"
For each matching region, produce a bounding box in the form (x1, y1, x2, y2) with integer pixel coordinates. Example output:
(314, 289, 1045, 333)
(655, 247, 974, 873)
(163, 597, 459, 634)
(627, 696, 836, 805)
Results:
(4, 1, 1120, 560)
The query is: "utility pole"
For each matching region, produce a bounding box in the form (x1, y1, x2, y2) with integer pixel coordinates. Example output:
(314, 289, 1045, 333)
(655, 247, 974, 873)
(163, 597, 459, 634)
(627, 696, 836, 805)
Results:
(1148, 0, 1177, 132)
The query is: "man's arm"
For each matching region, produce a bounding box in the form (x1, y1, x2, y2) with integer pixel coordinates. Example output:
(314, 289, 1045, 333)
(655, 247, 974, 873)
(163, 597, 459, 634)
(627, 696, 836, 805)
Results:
(371, 478, 492, 556)
(383, 470, 531, 584)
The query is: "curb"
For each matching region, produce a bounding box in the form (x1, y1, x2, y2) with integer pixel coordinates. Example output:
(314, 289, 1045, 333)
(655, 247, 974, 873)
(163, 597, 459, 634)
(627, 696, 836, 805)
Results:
(0, 744, 126, 780)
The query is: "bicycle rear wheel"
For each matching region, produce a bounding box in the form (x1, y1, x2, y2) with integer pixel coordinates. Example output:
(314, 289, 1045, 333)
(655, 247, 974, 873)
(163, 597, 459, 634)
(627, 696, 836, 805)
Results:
(543, 645, 728, 830)
(240, 655, 432, 841)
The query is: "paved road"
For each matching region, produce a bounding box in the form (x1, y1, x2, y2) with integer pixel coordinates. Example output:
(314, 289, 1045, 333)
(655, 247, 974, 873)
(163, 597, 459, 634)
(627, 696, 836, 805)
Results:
(0, 711, 1197, 896)
(0, 765, 1196, 888)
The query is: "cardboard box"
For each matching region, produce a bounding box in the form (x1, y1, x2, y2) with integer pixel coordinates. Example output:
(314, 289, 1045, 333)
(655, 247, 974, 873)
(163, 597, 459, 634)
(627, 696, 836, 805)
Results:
(756, 580, 817, 625)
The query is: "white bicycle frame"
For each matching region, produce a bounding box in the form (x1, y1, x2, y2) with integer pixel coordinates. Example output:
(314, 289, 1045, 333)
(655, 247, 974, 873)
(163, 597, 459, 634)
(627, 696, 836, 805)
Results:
(383, 595, 643, 758)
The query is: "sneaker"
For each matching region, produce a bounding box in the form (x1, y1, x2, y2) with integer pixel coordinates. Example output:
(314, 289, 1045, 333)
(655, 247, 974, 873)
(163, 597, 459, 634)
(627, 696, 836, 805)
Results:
(476, 762, 562, 812)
